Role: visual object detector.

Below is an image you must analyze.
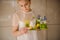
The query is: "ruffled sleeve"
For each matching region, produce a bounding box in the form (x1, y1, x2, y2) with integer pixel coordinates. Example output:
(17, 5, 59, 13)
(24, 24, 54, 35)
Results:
(12, 13, 19, 27)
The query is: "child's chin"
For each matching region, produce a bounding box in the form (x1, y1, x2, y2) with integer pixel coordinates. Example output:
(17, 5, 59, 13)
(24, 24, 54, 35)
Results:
(23, 9, 29, 12)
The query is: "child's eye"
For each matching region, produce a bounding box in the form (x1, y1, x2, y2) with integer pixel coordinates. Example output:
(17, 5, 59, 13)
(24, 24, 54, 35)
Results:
(25, 3, 28, 6)
(20, 5, 23, 7)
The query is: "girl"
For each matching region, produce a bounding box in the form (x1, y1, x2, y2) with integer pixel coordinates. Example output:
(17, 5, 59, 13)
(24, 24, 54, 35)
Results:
(12, 0, 38, 40)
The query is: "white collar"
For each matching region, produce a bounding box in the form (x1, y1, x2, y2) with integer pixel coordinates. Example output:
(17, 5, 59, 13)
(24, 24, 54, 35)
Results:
(20, 10, 33, 14)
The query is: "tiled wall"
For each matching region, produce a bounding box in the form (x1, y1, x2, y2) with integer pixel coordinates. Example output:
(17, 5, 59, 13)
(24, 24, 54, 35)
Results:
(0, 0, 60, 40)
(0, 1, 16, 40)
(46, 0, 60, 40)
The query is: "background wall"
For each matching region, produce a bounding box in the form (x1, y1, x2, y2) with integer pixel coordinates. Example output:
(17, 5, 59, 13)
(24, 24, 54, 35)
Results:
(47, 0, 60, 40)
(0, 0, 60, 40)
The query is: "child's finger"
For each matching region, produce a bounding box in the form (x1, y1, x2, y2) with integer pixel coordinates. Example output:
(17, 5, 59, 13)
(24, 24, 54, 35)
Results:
(24, 27, 29, 30)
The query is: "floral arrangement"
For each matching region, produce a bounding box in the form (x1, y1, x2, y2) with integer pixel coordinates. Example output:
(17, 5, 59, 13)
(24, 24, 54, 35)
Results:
(24, 15, 48, 30)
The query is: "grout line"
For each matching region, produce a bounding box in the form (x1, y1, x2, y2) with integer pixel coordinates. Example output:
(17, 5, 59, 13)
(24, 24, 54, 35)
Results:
(47, 24, 60, 25)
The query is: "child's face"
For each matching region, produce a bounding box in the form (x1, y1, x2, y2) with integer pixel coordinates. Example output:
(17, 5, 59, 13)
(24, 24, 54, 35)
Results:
(18, 1, 31, 12)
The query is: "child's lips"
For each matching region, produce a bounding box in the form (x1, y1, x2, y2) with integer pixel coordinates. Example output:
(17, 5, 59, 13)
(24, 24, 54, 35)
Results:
(26, 9, 28, 10)
(25, 9, 29, 10)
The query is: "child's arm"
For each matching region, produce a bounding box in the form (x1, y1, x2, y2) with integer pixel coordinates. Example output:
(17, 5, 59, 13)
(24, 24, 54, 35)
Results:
(12, 26, 28, 37)
(12, 26, 20, 37)
(12, 13, 28, 37)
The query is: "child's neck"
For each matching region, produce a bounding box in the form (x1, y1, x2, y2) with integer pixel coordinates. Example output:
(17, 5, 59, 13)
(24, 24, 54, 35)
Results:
(22, 8, 32, 13)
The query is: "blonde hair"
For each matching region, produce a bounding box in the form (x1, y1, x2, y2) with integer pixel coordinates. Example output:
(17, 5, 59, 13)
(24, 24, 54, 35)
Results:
(17, 0, 31, 2)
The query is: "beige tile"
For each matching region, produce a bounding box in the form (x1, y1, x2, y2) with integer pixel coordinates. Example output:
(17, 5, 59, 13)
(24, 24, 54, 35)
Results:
(0, 26, 16, 40)
(46, 0, 60, 24)
(48, 25, 60, 40)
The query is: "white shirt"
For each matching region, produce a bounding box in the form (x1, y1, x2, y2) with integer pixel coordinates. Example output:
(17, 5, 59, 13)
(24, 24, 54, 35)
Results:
(16, 10, 38, 40)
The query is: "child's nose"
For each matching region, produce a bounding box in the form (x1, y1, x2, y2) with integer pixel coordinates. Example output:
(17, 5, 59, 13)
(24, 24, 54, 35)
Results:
(24, 6, 27, 9)
(24, 6, 26, 8)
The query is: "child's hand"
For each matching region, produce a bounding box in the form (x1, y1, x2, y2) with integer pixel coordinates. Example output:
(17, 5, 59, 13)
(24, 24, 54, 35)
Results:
(19, 27, 28, 35)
